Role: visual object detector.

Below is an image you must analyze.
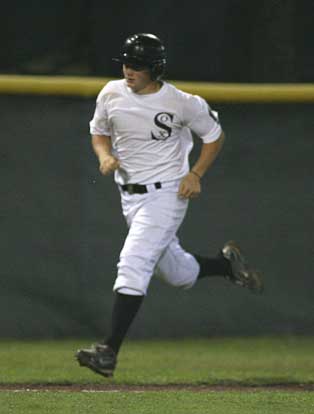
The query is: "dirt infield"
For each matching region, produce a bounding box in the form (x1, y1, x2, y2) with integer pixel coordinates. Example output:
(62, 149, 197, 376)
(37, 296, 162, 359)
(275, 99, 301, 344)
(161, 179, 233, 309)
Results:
(1, 383, 314, 392)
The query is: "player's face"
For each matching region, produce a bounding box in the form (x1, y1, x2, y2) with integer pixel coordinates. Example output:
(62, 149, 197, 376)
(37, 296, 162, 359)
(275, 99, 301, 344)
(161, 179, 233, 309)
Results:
(123, 64, 156, 94)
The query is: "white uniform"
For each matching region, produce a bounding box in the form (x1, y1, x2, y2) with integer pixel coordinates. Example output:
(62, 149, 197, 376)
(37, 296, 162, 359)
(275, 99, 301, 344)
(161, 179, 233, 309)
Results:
(90, 79, 222, 295)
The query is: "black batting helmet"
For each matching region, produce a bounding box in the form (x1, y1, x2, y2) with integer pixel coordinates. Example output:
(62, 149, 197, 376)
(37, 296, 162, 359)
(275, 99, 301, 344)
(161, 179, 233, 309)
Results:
(113, 33, 166, 80)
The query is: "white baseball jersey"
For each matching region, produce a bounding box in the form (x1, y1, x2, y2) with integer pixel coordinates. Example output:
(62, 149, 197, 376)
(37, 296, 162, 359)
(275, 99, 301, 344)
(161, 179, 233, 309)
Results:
(90, 79, 222, 185)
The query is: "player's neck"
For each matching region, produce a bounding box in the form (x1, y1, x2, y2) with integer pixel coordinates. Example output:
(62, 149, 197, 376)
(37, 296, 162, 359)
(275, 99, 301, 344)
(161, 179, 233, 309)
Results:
(135, 81, 162, 95)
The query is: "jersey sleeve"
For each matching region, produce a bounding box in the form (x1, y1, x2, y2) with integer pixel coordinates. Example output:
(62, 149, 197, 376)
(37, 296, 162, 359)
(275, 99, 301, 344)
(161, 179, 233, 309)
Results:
(89, 87, 111, 136)
(182, 94, 222, 143)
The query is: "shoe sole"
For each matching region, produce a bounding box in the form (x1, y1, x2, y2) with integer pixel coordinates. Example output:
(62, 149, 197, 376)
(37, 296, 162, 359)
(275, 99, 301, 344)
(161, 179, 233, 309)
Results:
(76, 351, 114, 378)
(223, 241, 264, 294)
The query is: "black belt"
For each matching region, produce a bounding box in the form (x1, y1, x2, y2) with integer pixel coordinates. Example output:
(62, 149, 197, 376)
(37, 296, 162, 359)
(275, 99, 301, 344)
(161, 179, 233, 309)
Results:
(120, 182, 162, 194)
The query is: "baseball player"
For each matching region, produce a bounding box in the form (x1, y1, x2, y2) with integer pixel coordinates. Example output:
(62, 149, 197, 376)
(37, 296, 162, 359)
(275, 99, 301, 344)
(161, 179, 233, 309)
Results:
(76, 33, 263, 377)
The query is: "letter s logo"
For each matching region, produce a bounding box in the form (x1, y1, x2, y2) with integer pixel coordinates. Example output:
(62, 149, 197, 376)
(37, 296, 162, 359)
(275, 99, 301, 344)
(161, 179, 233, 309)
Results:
(151, 112, 174, 141)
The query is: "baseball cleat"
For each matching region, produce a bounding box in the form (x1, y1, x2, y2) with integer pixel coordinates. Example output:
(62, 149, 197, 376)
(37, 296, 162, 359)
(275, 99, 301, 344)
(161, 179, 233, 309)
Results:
(76, 343, 117, 377)
(222, 240, 264, 294)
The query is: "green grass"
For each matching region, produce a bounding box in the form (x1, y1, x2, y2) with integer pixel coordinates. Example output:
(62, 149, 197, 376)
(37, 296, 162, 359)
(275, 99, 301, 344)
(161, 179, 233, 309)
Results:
(1, 391, 314, 414)
(1, 337, 314, 414)
(1, 336, 314, 386)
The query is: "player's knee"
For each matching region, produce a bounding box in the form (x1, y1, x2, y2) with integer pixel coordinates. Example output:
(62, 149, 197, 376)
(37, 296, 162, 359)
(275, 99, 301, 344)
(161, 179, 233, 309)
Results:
(166, 276, 196, 290)
(114, 255, 154, 295)
(155, 258, 199, 290)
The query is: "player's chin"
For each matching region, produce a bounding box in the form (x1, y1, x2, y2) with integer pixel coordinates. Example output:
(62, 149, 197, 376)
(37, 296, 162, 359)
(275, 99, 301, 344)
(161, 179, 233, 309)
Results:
(126, 79, 136, 89)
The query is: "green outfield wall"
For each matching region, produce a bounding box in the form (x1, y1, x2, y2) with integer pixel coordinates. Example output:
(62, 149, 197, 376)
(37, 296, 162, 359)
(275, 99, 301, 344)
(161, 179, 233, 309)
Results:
(1, 84, 313, 338)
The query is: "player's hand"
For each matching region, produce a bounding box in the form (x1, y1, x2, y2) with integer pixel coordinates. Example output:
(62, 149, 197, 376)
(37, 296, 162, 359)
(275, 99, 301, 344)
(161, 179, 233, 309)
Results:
(99, 154, 120, 175)
(178, 172, 201, 199)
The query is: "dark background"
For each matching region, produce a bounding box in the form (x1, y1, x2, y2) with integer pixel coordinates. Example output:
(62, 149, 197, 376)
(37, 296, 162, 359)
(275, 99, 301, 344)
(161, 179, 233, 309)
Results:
(1, 96, 313, 338)
(0, 0, 313, 82)
(1, 1, 314, 339)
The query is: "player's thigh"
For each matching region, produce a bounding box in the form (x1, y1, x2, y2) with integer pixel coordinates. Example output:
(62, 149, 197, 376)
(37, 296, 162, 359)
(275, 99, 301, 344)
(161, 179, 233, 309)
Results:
(122, 192, 187, 255)
(155, 237, 200, 289)
(115, 192, 188, 293)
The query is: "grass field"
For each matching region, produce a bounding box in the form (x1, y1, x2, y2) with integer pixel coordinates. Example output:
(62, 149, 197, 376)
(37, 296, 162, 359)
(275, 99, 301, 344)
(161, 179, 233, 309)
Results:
(1, 336, 314, 413)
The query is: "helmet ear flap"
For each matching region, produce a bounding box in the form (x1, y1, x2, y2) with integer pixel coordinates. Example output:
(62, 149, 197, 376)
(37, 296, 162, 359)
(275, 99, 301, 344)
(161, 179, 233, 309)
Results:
(150, 61, 166, 81)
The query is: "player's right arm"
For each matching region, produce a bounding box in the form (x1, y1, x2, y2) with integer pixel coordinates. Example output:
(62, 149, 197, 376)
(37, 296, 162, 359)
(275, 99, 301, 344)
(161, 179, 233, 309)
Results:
(92, 134, 120, 176)
(90, 83, 120, 176)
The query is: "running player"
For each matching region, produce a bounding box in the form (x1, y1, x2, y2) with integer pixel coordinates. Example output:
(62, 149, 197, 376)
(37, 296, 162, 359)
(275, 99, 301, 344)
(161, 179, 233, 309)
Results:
(76, 33, 263, 378)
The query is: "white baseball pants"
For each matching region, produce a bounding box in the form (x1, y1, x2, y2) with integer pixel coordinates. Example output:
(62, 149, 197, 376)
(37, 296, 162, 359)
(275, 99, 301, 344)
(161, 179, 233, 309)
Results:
(113, 180, 200, 295)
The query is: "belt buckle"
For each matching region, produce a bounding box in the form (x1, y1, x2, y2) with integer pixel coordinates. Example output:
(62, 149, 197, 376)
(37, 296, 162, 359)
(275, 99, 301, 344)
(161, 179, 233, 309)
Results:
(128, 184, 134, 195)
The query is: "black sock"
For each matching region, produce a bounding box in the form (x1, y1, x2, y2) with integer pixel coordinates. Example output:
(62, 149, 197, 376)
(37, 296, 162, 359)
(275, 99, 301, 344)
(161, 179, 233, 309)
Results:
(105, 292, 144, 355)
(194, 253, 232, 279)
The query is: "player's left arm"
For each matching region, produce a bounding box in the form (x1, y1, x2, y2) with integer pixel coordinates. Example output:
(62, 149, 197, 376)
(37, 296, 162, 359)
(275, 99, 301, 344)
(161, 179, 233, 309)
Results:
(178, 131, 225, 199)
